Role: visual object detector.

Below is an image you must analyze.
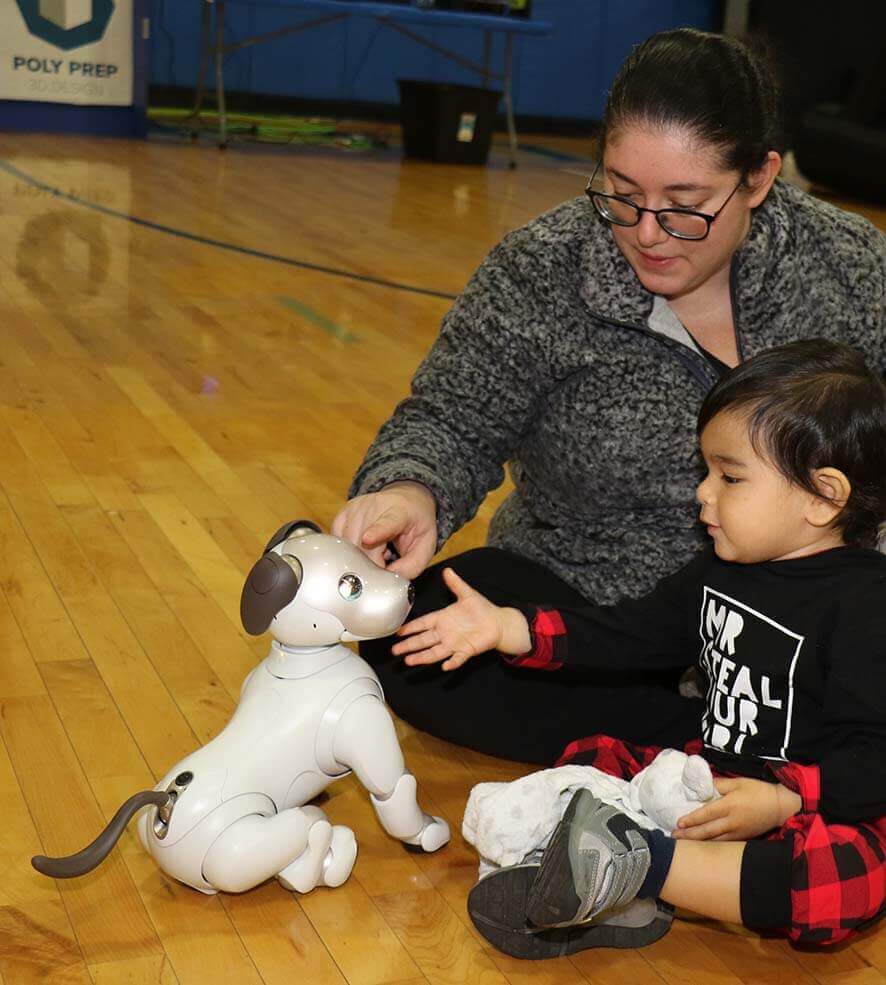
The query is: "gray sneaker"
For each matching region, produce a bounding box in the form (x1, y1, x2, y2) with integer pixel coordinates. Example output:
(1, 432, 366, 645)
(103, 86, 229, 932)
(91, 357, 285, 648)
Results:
(467, 861, 673, 960)
(527, 788, 651, 928)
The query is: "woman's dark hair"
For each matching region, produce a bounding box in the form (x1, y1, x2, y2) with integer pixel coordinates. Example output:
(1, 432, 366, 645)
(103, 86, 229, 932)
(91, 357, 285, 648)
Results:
(697, 339, 886, 548)
(602, 28, 783, 176)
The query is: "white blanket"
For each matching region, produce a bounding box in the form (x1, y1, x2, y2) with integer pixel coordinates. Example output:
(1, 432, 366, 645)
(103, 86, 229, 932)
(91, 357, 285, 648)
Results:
(462, 752, 717, 874)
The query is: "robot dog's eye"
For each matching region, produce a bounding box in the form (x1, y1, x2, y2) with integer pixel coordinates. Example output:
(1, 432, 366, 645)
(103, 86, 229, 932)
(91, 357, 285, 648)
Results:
(338, 573, 363, 600)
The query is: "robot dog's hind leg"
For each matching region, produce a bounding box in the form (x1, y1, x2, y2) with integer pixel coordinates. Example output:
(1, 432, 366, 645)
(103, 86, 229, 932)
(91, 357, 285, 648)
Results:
(277, 807, 357, 892)
(332, 695, 450, 852)
(202, 806, 344, 893)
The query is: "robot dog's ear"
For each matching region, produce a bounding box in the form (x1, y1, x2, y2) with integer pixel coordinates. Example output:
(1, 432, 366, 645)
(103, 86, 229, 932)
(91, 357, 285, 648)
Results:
(262, 519, 321, 554)
(240, 553, 302, 635)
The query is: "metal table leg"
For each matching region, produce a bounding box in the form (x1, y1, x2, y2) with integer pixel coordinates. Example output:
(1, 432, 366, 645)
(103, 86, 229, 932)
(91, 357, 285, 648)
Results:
(215, 0, 228, 148)
(188, 0, 213, 131)
(503, 33, 517, 168)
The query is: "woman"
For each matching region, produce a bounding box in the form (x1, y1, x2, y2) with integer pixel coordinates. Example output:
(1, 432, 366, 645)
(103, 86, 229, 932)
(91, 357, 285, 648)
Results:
(332, 28, 886, 764)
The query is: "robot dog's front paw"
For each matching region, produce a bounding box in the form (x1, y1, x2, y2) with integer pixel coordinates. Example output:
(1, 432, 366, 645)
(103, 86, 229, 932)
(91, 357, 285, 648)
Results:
(416, 815, 450, 853)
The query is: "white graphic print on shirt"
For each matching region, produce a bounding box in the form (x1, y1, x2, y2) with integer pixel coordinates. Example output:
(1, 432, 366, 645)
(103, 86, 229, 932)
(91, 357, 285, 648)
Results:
(697, 587, 804, 760)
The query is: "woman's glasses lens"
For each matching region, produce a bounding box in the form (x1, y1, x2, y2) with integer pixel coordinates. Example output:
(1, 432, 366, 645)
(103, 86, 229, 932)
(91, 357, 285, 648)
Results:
(589, 193, 711, 241)
(591, 194, 637, 226)
(659, 212, 710, 239)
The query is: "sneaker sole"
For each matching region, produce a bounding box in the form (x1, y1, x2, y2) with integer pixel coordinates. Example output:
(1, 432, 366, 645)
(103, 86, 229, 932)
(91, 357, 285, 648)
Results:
(467, 863, 673, 961)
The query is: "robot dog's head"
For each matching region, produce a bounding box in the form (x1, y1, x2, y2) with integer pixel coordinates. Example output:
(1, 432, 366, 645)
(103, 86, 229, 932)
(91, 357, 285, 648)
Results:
(240, 520, 414, 647)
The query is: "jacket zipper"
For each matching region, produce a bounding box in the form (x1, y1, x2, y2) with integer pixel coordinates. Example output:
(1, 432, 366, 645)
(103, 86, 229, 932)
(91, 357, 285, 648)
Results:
(728, 259, 744, 362)
(587, 313, 719, 390)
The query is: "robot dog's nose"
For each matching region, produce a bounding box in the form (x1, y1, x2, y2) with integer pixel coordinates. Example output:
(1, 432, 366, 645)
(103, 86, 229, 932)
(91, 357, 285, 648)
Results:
(407, 583, 415, 607)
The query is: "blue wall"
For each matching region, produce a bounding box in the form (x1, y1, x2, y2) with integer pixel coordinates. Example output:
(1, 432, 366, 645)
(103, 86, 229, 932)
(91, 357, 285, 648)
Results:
(150, 0, 719, 121)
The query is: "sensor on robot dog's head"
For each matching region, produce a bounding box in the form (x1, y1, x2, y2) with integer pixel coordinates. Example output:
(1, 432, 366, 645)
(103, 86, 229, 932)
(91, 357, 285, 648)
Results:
(262, 519, 321, 554)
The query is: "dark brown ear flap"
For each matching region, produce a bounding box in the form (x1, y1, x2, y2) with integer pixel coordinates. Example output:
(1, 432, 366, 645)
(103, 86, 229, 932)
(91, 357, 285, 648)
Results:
(262, 519, 321, 555)
(240, 553, 302, 635)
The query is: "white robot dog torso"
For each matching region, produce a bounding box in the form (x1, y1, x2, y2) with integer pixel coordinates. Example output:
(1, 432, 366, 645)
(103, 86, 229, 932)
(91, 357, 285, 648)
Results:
(129, 525, 448, 896)
(137, 644, 385, 894)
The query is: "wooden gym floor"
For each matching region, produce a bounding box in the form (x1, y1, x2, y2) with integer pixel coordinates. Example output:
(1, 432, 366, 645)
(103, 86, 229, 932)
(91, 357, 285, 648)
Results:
(0, 125, 883, 985)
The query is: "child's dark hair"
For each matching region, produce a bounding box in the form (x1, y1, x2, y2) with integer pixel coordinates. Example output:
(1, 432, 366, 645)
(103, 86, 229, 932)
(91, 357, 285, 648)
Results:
(602, 28, 783, 176)
(697, 339, 886, 548)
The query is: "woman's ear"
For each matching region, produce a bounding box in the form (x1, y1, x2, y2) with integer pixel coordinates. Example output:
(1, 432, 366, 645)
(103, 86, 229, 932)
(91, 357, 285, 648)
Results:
(746, 151, 782, 208)
(807, 467, 852, 527)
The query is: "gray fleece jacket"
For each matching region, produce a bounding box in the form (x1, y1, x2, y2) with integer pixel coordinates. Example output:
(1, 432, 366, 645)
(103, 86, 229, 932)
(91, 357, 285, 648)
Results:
(350, 181, 886, 604)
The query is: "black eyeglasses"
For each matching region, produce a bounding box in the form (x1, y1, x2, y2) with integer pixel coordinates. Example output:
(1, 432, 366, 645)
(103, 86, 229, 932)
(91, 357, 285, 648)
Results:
(585, 161, 745, 241)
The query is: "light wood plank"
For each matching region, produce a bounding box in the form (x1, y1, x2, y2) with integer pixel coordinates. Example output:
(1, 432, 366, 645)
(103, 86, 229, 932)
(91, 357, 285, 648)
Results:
(0, 577, 47, 700)
(634, 919, 745, 985)
(0, 452, 91, 667)
(373, 888, 511, 985)
(105, 364, 282, 538)
(221, 882, 349, 985)
(0, 463, 197, 772)
(567, 944, 668, 985)
(0, 900, 92, 984)
(0, 696, 161, 964)
(60, 502, 237, 742)
(88, 954, 181, 985)
(108, 506, 264, 691)
(123, 853, 263, 985)
(298, 879, 423, 985)
(135, 491, 247, 637)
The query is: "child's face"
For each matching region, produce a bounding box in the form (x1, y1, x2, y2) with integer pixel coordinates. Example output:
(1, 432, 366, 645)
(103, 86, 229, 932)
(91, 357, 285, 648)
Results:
(696, 410, 843, 563)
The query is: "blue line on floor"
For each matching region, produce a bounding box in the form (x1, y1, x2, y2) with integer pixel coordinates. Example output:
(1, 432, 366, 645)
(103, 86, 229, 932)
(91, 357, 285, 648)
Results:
(0, 158, 458, 302)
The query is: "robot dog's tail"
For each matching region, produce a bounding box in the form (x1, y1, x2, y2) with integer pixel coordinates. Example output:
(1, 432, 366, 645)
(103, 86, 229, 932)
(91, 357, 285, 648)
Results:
(31, 790, 171, 878)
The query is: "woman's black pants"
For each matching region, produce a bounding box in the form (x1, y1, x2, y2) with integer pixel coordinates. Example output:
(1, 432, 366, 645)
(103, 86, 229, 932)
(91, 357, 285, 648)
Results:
(360, 547, 700, 765)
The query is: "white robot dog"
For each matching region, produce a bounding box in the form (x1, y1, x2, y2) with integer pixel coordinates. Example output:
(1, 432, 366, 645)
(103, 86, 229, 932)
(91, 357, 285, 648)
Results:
(32, 521, 450, 894)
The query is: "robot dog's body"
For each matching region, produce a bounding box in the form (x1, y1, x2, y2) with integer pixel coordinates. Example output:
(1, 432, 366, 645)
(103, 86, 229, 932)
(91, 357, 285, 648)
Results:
(34, 522, 449, 894)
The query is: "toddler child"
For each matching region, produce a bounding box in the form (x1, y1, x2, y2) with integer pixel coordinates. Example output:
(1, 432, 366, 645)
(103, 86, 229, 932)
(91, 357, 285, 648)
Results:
(393, 339, 886, 955)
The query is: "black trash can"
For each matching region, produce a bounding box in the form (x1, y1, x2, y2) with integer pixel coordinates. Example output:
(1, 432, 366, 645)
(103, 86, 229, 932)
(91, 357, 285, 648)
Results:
(398, 79, 502, 165)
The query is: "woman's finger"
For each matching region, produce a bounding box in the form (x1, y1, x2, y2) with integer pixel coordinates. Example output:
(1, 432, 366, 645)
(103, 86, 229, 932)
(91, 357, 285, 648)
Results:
(362, 508, 408, 549)
(387, 541, 434, 580)
(330, 504, 363, 542)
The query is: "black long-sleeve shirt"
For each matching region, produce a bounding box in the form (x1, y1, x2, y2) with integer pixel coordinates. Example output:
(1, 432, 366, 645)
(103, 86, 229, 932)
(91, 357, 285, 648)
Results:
(511, 546, 886, 824)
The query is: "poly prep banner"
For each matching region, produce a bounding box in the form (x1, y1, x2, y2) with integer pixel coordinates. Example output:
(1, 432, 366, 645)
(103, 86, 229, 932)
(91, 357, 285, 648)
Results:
(1, 1, 133, 105)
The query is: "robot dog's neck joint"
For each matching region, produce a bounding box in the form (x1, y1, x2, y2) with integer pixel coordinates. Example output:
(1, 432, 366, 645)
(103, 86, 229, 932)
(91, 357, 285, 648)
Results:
(267, 639, 351, 679)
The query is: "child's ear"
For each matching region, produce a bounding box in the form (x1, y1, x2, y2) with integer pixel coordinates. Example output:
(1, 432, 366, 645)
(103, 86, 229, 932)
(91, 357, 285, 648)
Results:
(807, 468, 852, 527)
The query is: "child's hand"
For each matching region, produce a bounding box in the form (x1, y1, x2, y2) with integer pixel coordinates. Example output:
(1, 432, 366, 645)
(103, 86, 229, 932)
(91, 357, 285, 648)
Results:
(391, 568, 530, 671)
(673, 778, 802, 841)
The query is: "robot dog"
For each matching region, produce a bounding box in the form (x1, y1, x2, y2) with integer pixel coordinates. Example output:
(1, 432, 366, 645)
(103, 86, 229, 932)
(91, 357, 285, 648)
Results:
(32, 521, 450, 894)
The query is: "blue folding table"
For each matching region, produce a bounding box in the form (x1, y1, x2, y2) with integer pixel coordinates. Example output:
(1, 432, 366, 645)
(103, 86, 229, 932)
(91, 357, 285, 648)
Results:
(192, 0, 552, 165)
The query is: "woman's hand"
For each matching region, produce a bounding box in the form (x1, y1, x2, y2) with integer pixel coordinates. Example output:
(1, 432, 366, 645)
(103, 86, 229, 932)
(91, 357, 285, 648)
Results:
(673, 778, 802, 842)
(391, 568, 531, 671)
(331, 481, 438, 579)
